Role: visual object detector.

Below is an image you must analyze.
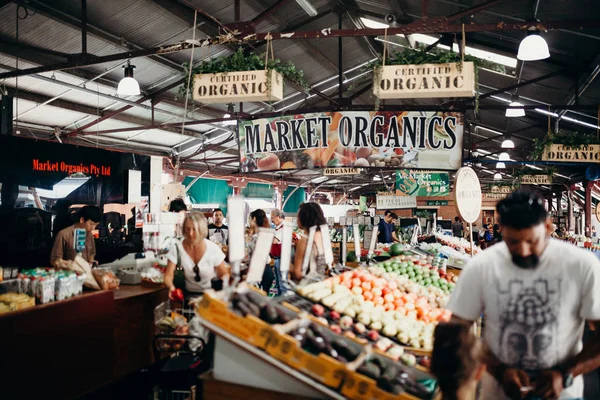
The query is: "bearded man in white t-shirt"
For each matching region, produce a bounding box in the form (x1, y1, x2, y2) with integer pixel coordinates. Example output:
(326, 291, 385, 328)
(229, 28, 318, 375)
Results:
(447, 189, 600, 400)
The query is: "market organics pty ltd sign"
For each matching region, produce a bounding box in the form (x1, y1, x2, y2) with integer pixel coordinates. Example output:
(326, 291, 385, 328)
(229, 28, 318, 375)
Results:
(373, 62, 476, 99)
(193, 70, 283, 103)
(238, 111, 464, 172)
(541, 144, 600, 163)
(520, 175, 553, 185)
(32, 159, 111, 177)
(376, 193, 417, 210)
(396, 169, 450, 196)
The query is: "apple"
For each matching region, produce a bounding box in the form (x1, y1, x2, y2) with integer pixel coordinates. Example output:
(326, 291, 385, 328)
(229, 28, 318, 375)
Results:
(257, 154, 280, 170)
(312, 304, 325, 317)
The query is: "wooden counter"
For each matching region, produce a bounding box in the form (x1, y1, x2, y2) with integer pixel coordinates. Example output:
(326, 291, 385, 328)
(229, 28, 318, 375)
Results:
(0, 284, 167, 400)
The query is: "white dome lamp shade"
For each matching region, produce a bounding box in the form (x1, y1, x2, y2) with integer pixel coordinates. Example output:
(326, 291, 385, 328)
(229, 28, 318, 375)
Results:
(498, 152, 510, 161)
(494, 173, 502, 180)
(517, 29, 550, 61)
(506, 94, 526, 117)
(117, 62, 140, 96)
(501, 138, 515, 148)
(496, 162, 506, 169)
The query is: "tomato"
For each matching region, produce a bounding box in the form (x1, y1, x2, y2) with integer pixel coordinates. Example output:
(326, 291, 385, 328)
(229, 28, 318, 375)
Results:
(381, 287, 392, 296)
(371, 287, 383, 297)
(415, 297, 428, 309)
(387, 281, 398, 290)
(343, 280, 353, 289)
(363, 291, 374, 301)
(404, 302, 415, 311)
(392, 289, 402, 299)
(384, 303, 395, 311)
(421, 315, 432, 324)
(401, 293, 412, 303)
(361, 281, 372, 291)
(373, 296, 385, 306)
(396, 306, 407, 315)
(373, 278, 386, 288)
(351, 278, 362, 287)
(393, 298, 404, 308)
(407, 310, 418, 320)
(384, 293, 395, 304)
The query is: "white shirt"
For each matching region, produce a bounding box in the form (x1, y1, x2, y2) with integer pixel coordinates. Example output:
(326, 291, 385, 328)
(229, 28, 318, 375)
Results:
(167, 239, 226, 292)
(274, 222, 284, 242)
(447, 239, 600, 400)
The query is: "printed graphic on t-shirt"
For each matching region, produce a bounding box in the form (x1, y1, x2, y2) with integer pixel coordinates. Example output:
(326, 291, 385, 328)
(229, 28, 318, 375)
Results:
(497, 279, 560, 370)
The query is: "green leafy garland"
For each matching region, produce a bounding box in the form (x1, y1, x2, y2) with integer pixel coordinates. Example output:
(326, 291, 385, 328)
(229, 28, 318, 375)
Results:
(366, 45, 506, 113)
(531, 130, 600, 160)
(178, 48, 310, 99)
(512, 166, 557, 178)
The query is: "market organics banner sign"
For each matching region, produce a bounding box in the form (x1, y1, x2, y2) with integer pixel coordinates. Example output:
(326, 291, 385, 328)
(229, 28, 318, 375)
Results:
(376, 193, 417, 209)
(541, 144, 600, 163)
(396, 169, 450, 196)
(520, 175, 553, 185)
(238, 111, 464, 172)
(373, 62, 476, 99)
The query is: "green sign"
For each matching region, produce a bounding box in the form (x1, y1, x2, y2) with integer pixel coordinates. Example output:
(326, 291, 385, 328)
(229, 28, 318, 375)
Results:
(426, 200, 448, 206)
(359, 196, 367, 212)
(396, 170, 450, 196)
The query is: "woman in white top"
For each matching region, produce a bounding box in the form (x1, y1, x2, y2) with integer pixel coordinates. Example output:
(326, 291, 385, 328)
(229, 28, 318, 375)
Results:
(292, 202, 328, 282)
(165, 211, 229, 297)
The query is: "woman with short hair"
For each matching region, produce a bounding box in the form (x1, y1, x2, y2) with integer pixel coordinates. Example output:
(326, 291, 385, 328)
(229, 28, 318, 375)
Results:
(164, 211, 228, 298)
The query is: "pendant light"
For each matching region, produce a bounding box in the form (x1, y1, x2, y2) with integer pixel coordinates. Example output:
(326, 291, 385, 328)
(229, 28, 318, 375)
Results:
(494, 173, 502, 180)
(117, 61, 140, 96)
(517, 29, 550, 61)
(498, 152, 510, 161)
(506, 94, 525, 117)
(501, 138, 515, 148)
(496, 162, 506, 169)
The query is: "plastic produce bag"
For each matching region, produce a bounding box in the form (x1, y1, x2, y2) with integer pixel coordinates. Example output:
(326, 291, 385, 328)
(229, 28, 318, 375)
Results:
(71, 256, 101, 290)
(92, 269, 120, 291)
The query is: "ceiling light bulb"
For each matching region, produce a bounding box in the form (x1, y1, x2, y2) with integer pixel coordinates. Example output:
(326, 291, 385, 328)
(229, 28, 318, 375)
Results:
(517, 31, 550, 61)
(222, 113, 236, 126)
(117, 62, 140, 96)
(496, 162, 506, 169)
(506, 101, 526, 117)
(501, 139, 515, 148)
(498, 152, 510, 161)
(494, 173, 502, 180)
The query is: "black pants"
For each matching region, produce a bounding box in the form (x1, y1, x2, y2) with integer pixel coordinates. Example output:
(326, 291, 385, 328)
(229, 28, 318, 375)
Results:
(261, 264, 274, 293)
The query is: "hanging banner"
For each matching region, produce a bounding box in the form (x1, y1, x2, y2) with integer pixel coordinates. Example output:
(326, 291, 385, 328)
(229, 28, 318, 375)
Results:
(376, 193, 417, 210)
(520, 175, 553, 185)
(541, 144, 600, 163)
(395, 169, 450, 196)
(373, 62, 476, 99)
(238, 111, 464, 172)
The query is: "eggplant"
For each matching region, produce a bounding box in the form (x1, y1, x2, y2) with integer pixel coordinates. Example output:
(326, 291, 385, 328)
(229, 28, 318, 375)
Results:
(276, 307, 292, 323)
(260, 304, 279, 323)
(357, 362, 381, 380)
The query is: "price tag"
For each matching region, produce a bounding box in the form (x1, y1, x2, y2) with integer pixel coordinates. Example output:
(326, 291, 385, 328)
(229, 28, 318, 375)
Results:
(353, 223, 361, 257)
(279, 221, 293, 279)
(374, 216, 380, 225)
(227, 196, 245, 265)
(319, 224, 334, 266)
(358, 216, 366, 225)
(341, 226, 347, 266)
(327, 217, 335, 226)
(369, 225, 379, 254)
(247, 228, 275, 283)
(339, 216, 347, 226)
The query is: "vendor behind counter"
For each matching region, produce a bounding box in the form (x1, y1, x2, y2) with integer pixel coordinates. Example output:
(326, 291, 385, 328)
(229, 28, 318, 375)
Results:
(50, 205, 101, 268)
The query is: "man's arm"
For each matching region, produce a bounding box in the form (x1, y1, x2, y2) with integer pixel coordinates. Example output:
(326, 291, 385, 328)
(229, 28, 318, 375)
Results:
(50, 232, 65, 267)
(565, 320, 600, 377)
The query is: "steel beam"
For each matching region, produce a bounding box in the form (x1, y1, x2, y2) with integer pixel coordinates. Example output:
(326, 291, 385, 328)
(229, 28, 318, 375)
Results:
(478, 69, 569, 100)
(252, 0, 292, 24)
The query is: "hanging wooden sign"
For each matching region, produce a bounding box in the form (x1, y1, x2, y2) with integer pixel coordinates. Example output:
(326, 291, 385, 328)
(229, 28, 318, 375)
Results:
(490, 185, 513, 194)
(454, 167, 482, 224)
(373, 62, 476, 99)
(520, 175, 553, 185)
(323, 167, 360, 176)
(193, 70, 283, 103)
(541, 144, 600, 163)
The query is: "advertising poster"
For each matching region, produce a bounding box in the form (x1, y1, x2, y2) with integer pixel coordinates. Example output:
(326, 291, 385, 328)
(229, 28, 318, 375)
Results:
(395, 169, 450, 196)
(238, 111, 464, 172)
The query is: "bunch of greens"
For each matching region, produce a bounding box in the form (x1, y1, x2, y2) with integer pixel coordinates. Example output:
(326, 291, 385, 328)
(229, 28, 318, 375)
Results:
(178, 48, 310, 99)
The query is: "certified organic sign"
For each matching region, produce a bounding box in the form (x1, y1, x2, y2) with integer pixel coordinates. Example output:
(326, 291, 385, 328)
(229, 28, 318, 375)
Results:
(376, 194, 417, 210)
(454, 167, 482, 224)
(520, 175, 553, 185)
(541, 144, 600, 163)
(373, 62, 476, 99)
(490, 185, 513, 194)
(193, 70, 283, 103)
(238, 111, 464, 172)
(396, 170, 450, 196)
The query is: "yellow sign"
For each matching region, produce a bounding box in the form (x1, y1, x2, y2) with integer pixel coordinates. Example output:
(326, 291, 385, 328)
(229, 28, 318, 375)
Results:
(490, 185, 513, 194)
(541, 144, 600, 163)
(323, 167, 360, 175)
(484, 193, 508, 200)
(193, 70, 283, 103)
(521, 175, 553, 185)
(373, 62, 476, 99)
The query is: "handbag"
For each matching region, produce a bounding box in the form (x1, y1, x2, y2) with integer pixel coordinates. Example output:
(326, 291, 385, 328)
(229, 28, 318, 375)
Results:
(173, 241, 186, 290)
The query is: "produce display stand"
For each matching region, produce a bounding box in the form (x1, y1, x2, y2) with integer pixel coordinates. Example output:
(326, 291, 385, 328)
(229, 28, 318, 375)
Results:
(200, 372, 318, 400)
(203, 319, 342, 399)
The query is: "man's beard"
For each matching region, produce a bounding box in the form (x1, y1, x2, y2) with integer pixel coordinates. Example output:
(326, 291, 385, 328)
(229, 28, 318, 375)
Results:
(512, 254, 540, 269)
